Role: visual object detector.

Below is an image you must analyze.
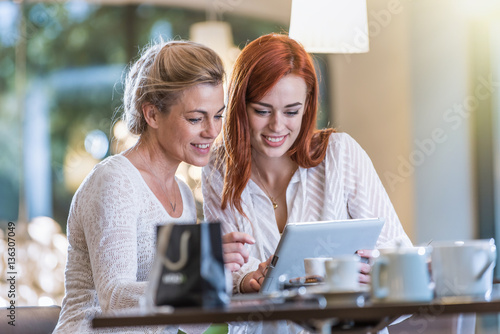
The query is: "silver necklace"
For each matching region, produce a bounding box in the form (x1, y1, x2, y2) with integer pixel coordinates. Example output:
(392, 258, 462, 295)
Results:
(139, 151, 177, 213)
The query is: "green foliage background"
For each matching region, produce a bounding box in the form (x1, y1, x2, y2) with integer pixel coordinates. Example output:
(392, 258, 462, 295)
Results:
(0, 2, 281, 229)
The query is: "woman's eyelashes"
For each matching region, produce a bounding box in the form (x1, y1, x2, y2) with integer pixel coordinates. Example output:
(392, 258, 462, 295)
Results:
(254, 109, 270, 115)
(188, 117, 202, 124)
(187, 114, 224, 124)
(253, 109, 300, 116)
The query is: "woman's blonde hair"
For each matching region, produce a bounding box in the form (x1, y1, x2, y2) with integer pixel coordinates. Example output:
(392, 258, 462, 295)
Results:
(122, 40, 225, 135)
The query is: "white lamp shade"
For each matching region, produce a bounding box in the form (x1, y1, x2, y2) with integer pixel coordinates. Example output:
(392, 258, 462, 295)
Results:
(289, 0, 369, 54)
(190, 21, 240, 70)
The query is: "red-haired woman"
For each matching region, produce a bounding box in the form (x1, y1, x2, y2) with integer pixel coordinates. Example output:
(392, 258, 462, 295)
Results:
(202, 33, 411, 299)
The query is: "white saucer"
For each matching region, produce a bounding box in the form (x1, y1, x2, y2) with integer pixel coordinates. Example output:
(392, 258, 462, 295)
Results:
(306, 285, 370, 294)
(305, 285, 370, 306)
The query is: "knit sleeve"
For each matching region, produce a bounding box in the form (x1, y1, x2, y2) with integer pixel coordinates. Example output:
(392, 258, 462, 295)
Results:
(75, 164, 147, 312)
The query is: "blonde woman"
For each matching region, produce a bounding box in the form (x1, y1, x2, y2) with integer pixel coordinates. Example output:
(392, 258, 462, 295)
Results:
(54, 41, 254, 334)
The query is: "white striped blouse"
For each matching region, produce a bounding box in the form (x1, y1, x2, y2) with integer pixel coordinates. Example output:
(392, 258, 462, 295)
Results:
(202, 132, 412, 294)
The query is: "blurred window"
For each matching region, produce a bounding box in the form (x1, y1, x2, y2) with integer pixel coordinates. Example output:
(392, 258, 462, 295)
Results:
(0, 3, 331, 230)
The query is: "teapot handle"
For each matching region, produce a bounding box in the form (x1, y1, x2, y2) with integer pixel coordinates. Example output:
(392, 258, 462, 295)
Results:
(474, 247, 496, 281)
(371, 256, 389, 299)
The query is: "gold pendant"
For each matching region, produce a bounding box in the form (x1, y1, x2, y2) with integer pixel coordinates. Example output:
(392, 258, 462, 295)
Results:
(271, 198, 278, 210)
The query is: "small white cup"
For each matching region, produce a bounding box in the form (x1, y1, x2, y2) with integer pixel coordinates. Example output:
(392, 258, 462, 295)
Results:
(304, 257, 332, 277)
(324, 255, 360, 292)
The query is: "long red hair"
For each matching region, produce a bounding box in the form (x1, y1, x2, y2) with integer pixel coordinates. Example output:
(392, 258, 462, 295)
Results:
(221, 33, 334, 214)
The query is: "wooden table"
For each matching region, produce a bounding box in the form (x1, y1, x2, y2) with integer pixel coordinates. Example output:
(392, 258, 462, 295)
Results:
(92, 287, 500, 333)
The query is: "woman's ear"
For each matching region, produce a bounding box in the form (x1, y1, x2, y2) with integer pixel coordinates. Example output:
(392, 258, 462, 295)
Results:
(142, 103, 160, 129)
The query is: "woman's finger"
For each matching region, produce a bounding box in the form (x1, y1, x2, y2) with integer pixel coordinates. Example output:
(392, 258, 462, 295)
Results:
(222, 241, 250, 264)
(257, 261, 268, 275)
(248, 278, 261, 292)
(255, 256, 273, 276)
(222, 232, 255, 245)
(222, 242, 249, 259)
(359, 273, 371, 284)
(223, 252, 245, 268)
(359, 263, 371, 274)
(356, 249, 374, 260)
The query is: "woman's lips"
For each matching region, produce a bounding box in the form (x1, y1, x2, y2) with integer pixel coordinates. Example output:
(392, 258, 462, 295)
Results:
(192, 143, 211, 154)
(262, 135, 287, 147)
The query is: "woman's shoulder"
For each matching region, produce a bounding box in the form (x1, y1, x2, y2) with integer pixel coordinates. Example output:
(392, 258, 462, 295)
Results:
(76, 155, 137, 194)
(327, 131, 354, 144)
(325, 131, 360, 154)
(69, 155, 139, 217)
(318, 132, 371, 168)
(93, 154, 135, 178)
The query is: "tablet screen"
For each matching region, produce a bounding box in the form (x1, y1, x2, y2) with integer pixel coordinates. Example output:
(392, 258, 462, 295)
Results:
(260, 218, 385, 293)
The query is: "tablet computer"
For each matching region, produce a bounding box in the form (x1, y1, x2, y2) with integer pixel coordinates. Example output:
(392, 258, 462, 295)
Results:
(260, 218, 385, 294)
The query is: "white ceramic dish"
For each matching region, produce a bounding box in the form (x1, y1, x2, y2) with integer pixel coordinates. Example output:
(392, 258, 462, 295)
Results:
(305, 285, 370, 306)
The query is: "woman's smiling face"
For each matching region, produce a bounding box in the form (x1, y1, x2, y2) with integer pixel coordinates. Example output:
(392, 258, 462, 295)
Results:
(156, 83, 225, 167)
(246, 74, 307, 159)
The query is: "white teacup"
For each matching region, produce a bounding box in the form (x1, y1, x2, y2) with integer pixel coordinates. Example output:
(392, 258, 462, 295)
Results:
(324, 255, 360, 291)
(431, 239, 496, 298)
(304, 257, 332, 277)
(371, 247, 433, 302)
